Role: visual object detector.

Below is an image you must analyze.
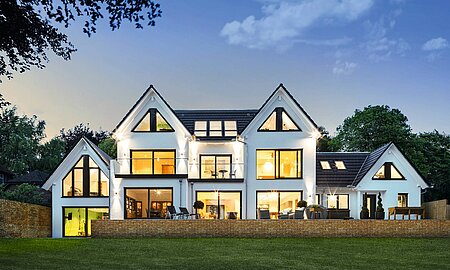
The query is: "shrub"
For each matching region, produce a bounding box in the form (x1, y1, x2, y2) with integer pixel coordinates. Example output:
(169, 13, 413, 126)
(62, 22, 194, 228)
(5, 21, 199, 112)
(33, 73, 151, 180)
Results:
(0, 183, 50, 206)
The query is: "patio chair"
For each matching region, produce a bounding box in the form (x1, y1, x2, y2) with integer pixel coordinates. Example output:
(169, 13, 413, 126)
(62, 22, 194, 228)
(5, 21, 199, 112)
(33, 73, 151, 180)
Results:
(257, 208, 270, 219)
(294, 209, 304, 219)
(179, 207, 197, 219)
(166, 206, 183, 219)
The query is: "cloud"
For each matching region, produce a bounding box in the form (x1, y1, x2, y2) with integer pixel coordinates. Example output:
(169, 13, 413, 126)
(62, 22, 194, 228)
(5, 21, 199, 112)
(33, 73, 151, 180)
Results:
(422, 37, 448, 51)
(333, 60, 358, 75)
(220, 0, 373, 50)
(295, 37, 352, 46)
(361, 11, 409, 62)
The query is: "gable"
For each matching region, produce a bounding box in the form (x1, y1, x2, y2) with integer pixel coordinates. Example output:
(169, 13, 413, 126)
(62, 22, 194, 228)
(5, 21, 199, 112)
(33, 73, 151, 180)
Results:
(258, 107, 301, 131)
(113, 85, 190, 137)
(42, 138, 110, 191)
(241, 84, 318, 137)
(354, 143, 428, 189)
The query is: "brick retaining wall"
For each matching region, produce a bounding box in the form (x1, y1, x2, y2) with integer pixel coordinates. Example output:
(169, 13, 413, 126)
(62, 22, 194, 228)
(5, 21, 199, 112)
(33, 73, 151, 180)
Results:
(0, 199, 51, 238)
(92, 219, 450, 238)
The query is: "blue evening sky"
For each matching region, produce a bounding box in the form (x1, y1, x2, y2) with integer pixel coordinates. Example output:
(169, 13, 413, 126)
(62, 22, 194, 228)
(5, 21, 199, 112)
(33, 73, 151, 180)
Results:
(2, 0, 450, 138)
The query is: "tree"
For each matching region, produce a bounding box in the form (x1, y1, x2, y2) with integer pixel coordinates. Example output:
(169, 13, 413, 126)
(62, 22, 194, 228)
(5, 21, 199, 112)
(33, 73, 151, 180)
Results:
(59, 123, 109, 154)
(409, 131, 450, 202)
(331, 105, 413, 152)
(98, 137, 117, 159)
(0, 96, 46, 175)
(0, 183, 51, 206)
(0, 0, 162, 82)
(316, 126, 333, 152)
(34, 137, 66, 173)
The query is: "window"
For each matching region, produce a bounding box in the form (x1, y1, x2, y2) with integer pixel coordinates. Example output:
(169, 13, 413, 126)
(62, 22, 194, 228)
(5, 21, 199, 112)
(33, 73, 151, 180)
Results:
(327, 194, 349, 209)
(62, 156, 109, 197)
(130, 150, 175, 175)
(194, 120, 238, 137)
(133, 108, 174, 132)
(125, 188, 173, 219)
(194, 121, 207, 136)
(398, 193, 408, 207)
(335, 161, 346, 170)
(196, 191, 241, 219)
(320, 161, 331, 170)
(315, 194, 321, 205)
(256, 149, 302, 179)
(258, 107, 300, 132)
(200, 155, 231, 179)
(256, 191, 302, 219)
(63, 207, 108, 237)
(209, 121, 222, 137)
(373, 162, 405, 180)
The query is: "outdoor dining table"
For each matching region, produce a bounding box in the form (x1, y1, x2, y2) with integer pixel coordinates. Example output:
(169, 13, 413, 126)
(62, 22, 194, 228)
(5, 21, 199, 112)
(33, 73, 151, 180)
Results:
(218, 169, 228, 178)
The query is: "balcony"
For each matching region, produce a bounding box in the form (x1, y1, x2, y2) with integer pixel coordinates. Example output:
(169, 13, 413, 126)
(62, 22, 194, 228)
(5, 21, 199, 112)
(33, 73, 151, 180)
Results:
(114, 157, 188, 178)
(188, 161, 245, 182)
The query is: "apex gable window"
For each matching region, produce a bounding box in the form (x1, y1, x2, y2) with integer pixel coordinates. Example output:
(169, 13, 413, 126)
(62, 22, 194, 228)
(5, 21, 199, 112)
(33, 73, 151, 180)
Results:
(373, 162, 405, 180)
(133, 108, 174, 132)
(258, 107, 301, 132)
(62, 156, 109, 197)
(194, 120, 238, 137)
(256, 149, 302, 179)
(130, 150, 175, 175)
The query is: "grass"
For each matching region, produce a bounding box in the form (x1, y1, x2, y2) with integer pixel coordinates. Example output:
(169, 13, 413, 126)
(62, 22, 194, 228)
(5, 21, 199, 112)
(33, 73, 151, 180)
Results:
(0, 238, 449, 269)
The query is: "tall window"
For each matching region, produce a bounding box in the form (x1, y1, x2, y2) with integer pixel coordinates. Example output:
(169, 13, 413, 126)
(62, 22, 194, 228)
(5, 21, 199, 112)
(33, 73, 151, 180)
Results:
(130, 150, 175, 175)
(133, 108, 174, 132)
(194, 120, 238, 137)
(258, 107, 300, 131)
(62, 156, 109, 197)
(200, 155, 231, 179)
(196, 191, 241, 219)
(256, 191, 302, 219)
(327, 194, 349, 209)
(125, 188, 173, 219)
(63, 207, 109, 237)
(256, 149, 302, 179)
(398, 193, 408, 207)
(373, 162, 405, 180)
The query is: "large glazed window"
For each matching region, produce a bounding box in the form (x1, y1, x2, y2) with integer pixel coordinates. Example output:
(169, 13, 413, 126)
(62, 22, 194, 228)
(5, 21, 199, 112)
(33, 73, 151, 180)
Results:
(372, 162, 405, 180)
(125, 188, 173, 219)
(256, 191, 302, 219)
(132, 108, 174, 132)
(327, 194, 349, 209)
(62, 156, 109, 197)
(196, 191, 241, 219)
(63, 207, 108, 237)
(130, 150, 175, 175)
(256, 149, 302, 179)
(258, 107, 301, 132)
(397, 193, 408, 207)
(200, 155, 232, 179)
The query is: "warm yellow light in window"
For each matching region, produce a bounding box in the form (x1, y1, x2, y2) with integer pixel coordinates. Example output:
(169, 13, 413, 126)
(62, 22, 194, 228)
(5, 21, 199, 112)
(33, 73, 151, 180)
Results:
(335, 161, 346, 170)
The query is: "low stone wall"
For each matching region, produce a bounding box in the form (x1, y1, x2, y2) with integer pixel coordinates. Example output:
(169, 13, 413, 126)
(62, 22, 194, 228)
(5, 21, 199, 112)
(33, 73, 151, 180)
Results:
(92, 219, 450, 238)
(422, 199, 449, 220)
(0, 199, 51, 238)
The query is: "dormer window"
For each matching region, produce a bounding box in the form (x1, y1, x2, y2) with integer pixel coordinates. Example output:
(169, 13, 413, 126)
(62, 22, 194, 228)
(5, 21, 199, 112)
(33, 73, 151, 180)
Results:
(133, 109, 174, 132)
(373, 162, 405, 180)
(320, 161, 331, 170)
(335, 161, 346, 170)
(194, 120, 238, 137)
(258, 107, 300, 132)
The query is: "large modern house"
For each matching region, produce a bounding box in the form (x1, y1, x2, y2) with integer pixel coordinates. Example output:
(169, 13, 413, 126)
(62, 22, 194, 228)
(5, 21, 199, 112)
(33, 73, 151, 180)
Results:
(43, 84, 429, 238)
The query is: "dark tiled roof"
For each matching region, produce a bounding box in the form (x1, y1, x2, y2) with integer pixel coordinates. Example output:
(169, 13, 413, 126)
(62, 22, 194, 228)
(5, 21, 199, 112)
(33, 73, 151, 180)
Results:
(174, 110, 258, 135)
(10, 170, 49, 184)
(316, 152, 369, 187)
(352, 143, 392, 186)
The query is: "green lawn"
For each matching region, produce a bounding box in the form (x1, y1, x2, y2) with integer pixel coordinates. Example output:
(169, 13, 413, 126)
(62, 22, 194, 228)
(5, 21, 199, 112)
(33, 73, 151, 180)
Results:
(0, 238, 449, 270)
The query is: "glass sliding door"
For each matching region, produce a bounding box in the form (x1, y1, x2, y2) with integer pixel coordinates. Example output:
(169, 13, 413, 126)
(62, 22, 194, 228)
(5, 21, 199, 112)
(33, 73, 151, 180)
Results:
(196, 191, 241, 219)
(63, 207, 108, 237)
(257, 191, 302, 219)
(125, 188, 173, 219)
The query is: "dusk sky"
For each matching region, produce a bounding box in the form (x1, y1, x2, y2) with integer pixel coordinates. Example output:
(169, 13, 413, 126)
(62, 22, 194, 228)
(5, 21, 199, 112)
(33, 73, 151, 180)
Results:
(2, 0, 450, 138)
